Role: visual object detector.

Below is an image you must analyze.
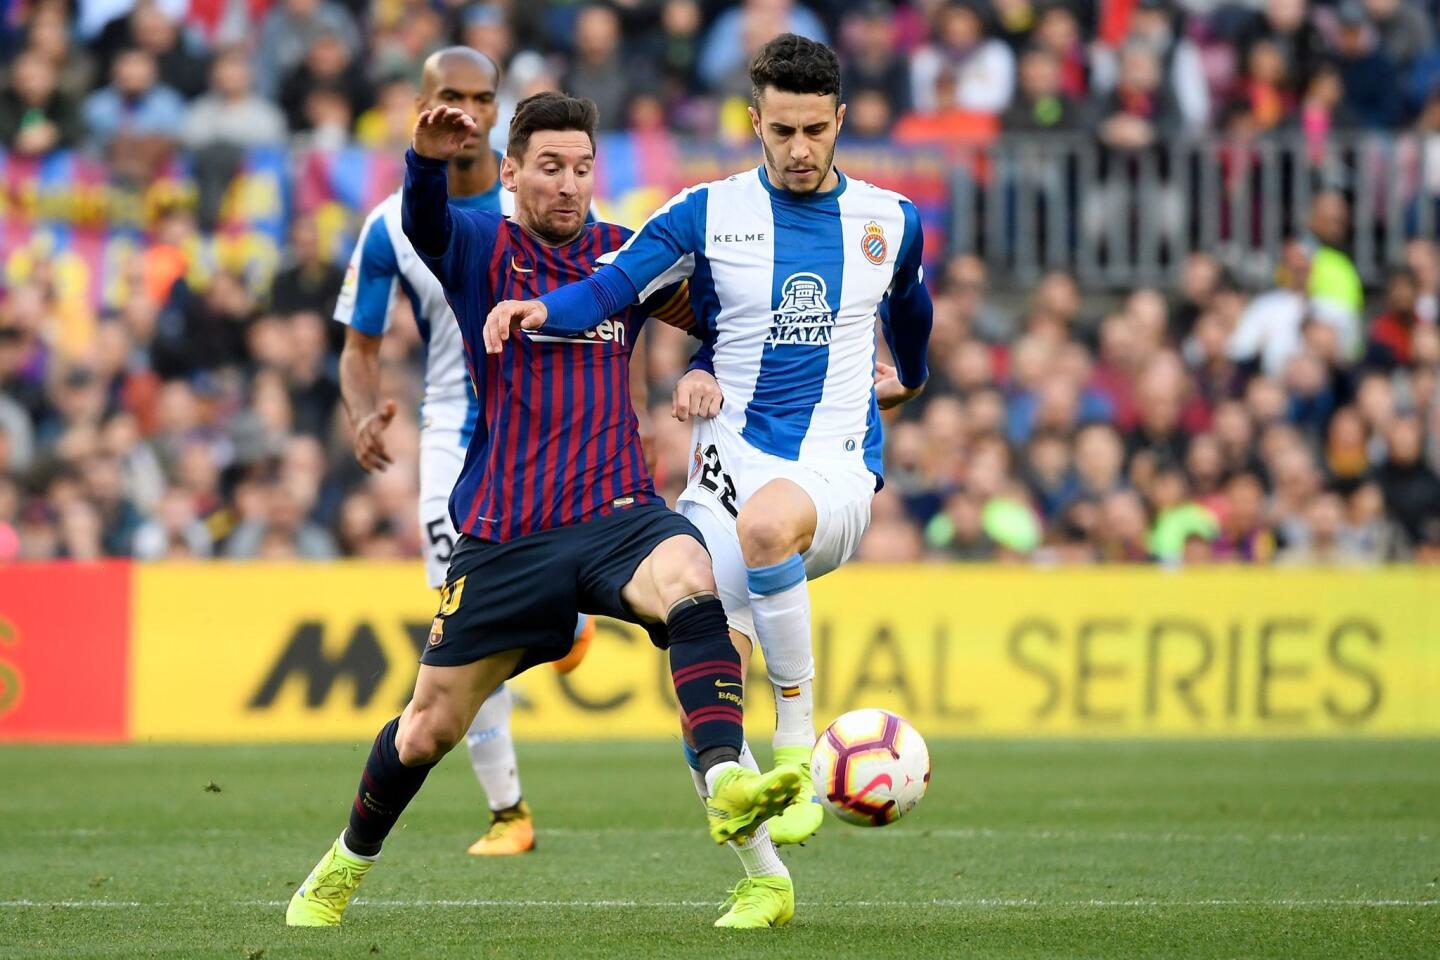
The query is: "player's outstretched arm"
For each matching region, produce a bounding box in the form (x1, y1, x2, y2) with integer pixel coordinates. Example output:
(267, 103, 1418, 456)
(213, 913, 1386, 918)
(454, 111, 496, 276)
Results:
(401, 107, 478, 264)
(483, 299, 549, 354)
(338, 327, 397, 471)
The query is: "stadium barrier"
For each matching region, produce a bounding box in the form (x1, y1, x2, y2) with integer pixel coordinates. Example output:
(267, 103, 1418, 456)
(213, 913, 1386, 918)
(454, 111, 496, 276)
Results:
(952, 132, 1440, 289)
(1, 563, 1437, 742)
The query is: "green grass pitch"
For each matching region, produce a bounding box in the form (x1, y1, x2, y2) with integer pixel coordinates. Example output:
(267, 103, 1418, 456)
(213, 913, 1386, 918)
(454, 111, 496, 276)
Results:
(1, 739, 1437, 959)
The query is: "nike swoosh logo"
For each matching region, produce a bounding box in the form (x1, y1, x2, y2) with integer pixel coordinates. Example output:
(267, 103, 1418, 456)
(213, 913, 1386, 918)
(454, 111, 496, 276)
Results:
(857, 773, 893, 795)
(714, 681, 743, 689)
(511, 257, 533, 274)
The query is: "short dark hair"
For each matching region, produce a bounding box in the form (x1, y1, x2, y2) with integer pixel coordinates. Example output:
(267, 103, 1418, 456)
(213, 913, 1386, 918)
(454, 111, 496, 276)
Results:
(506, 92, 599, 160)
(748, 33, 841, 106)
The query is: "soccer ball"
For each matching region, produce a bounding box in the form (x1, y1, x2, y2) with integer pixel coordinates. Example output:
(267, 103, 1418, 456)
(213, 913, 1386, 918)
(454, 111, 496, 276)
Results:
(810, 708, 930, 826)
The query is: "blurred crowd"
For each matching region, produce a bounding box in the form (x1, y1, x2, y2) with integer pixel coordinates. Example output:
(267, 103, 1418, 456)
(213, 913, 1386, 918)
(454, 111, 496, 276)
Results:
(6, 0, 1440, 156)
(5, 186, 1438, 565)
(3, 0, 1440, 565)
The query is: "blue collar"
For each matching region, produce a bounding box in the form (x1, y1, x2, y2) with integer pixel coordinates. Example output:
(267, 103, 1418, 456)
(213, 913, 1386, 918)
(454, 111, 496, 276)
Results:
(757, 165, 847, 202)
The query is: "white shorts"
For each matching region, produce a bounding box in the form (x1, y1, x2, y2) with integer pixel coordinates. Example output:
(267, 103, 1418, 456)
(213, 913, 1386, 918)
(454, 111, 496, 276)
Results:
(418, 430, 465, 589)
(677, 418, 874, 641)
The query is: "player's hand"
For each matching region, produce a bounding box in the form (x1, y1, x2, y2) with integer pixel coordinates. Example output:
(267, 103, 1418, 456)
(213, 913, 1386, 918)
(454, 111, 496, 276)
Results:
(484, 300, 548, 354)
(353, 399, 397, 472)
(413, 106, 477, 162)
(672, 369, 723, 422)
(874, 361, 923, 410)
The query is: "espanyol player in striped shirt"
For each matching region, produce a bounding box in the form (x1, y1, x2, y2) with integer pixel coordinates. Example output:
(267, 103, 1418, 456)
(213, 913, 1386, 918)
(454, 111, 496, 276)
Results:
(288, 92, 806, 931)
(485, 35, 933, 928)
(333, 48, 596, 859)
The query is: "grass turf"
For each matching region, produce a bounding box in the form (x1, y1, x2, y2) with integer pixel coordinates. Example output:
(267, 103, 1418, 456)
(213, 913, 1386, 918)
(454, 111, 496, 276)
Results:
(0, 739, 1436, 959)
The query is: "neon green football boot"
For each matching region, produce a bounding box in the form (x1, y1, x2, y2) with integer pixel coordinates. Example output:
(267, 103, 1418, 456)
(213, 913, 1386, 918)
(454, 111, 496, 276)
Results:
(705, 764, 803, 845)
(766, 746, 825, 845)
(285, 837, 376, 926)
(714, 875, 795, 929)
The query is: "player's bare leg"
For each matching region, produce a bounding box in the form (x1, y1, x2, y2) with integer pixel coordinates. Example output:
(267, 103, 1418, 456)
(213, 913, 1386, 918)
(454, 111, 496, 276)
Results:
(735, 478, 825, 845)
(623, 535, 803, 845)
(286, 649, 523, 926)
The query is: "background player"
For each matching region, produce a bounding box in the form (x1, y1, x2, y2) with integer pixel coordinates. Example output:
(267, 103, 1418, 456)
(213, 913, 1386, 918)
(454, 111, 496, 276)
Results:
(334, 47, 594, 858)
(483, 34, 933, 922)
(285, 93, 802, 930)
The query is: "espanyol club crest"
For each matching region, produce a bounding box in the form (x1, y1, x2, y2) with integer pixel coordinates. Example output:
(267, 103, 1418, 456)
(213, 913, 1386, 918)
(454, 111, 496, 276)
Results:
(861, 221, 888, 265)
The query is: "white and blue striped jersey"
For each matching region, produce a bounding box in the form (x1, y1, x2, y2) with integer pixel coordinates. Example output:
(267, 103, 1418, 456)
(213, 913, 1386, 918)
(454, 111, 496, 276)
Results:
(333, 179, 513, 444)
(606, 166, 928, 481)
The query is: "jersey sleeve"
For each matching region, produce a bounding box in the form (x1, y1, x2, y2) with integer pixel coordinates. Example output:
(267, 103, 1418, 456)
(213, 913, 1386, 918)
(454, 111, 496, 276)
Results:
(401, 147, 499, 317)
(881, 200, 933, 390)
(607, 185, 707, 301)
(333, 211, 398, 336)
(535, 187, 708, 336)
(597, 244, 695, 335)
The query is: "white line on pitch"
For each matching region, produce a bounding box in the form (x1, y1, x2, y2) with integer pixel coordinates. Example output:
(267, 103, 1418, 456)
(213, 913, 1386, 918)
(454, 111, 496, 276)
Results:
(29, 826, 1435, 845)
(3, 898, 1435, 910)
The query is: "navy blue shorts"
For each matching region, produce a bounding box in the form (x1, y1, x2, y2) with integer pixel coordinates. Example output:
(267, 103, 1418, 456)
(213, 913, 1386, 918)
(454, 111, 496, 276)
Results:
(420, 501, 706, 673)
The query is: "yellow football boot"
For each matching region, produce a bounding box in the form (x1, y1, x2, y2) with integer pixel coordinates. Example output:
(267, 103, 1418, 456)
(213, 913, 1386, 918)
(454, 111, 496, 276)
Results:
(467, 801, 536, 856)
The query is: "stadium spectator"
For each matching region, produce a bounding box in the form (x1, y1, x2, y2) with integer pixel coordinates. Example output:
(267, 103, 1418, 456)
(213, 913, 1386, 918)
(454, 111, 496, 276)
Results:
(279, 30, 374, 133)
(1366, 268, 1429, 369)
(1331, 3, 1401, 130)
(181, 47, 289, 149)
(1375, 413, 1440, 550)
(1307, 191, 1364, 352)
(1361, 0, 1434, 76)
(1031, 2, 1088, 99)
(91, 0, 209, 99)
(21, 2, 97, 96)
(1002, 46, 1080, 133)
(563, 5, 640, 132)
(223, 478, 338, 559)
(1237, 0, 1326, 96)
(82, 48, 186, 151)
(909, 1, 1015, 115)
(1225, 38, 1294, 135)
(698, 0, 828, 93)
(1091, 0, 1210, 133)
(840, 0, 912, 118)
(254, 0, 363, 99)
(0, 48, 82, 155)
(270, 215, 346, 320)
(635, 0, 705, 111)
(1089, 42, 1181, 153)
(1229, 239, 1315, 376)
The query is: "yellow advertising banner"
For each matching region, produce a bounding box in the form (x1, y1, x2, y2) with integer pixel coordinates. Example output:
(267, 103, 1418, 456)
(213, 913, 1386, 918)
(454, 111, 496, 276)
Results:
(131, 564, 1440, 741)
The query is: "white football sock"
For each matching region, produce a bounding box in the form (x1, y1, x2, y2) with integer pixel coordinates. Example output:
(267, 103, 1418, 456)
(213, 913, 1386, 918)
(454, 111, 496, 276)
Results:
(465, 683, 522, 811)
(687, 741, 788, 879)
(747, 555, 816, 752)
(336, 831, 379, 863)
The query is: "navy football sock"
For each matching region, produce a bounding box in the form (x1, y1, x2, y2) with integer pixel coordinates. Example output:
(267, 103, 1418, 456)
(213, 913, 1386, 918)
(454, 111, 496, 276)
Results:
(667, 595, 743, 771)
(344, 717, 437, 856)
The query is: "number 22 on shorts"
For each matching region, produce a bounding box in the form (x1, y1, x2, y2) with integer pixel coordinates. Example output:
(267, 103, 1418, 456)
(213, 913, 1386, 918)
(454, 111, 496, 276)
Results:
(694, 443, 738, 518)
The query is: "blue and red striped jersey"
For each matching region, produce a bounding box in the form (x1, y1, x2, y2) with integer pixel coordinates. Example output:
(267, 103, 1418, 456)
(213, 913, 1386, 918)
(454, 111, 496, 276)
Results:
(402, 150, 693, 543)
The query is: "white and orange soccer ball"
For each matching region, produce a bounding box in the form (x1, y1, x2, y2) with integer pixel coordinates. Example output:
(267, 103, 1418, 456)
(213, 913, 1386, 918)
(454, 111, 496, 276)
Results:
(810, 708, 930, 826)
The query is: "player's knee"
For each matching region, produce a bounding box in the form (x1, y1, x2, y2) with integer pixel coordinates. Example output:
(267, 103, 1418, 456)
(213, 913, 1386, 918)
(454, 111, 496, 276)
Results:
(736, 508, 802, 566)
(656, 546, 717, 608)
(397, 715, 463, 766)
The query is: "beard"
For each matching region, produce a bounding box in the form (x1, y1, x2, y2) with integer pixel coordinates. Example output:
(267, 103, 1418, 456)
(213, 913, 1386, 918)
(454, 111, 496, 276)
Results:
(761, 138, 837, 194)
(524, 207, 585, 246)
